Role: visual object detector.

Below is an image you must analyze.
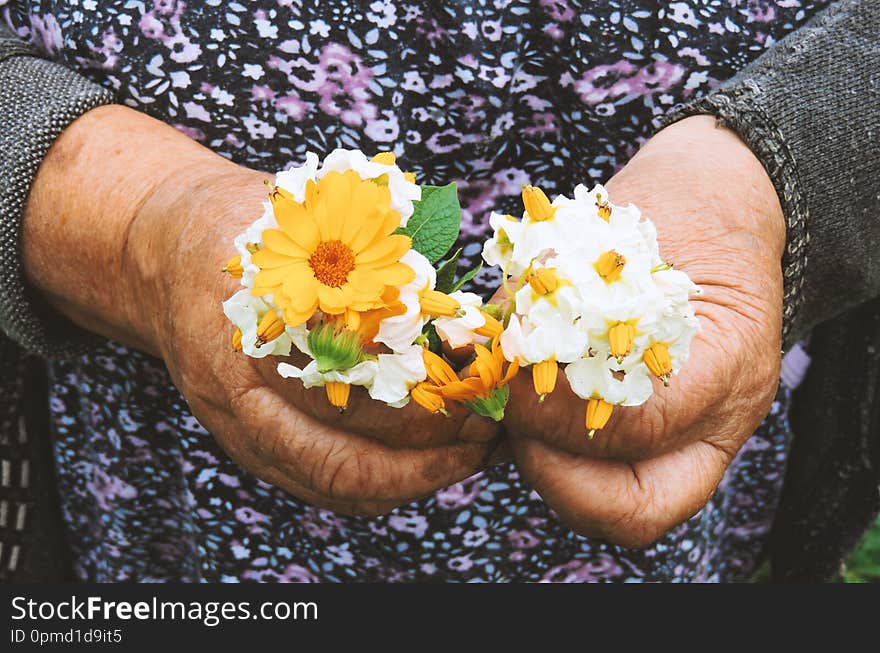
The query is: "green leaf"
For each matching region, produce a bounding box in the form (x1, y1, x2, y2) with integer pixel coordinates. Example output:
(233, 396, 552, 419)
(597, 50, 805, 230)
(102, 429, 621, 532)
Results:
(434, 248, 462, 294)
(397, 183, 461, 264)
(451, 262, 482, 292)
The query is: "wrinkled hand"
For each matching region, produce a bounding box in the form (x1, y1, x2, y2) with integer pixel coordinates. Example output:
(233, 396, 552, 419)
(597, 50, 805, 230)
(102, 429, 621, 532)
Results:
(502, 115, 786, 547)
(136, 164, 500, 517)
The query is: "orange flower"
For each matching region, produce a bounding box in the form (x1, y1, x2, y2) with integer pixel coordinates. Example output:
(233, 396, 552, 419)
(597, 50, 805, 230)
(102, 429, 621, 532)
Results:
(414, 338, 519, 420)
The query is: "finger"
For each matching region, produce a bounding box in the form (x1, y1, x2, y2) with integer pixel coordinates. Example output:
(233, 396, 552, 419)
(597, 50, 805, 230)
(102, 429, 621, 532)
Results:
(442, 341, 474, 366)
(511, 436, 735, 548)
(502, 314, 719, 459)
(251, 352, 500, 448)
(504, 295, 778, 461)
(224, 384, 495, 505)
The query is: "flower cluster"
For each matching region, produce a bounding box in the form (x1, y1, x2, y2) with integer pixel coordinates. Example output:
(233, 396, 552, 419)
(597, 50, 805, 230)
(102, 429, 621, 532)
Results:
(480, 183, 701, 436)
(222, 149, 700, 436)
(222, 149, 514, 418)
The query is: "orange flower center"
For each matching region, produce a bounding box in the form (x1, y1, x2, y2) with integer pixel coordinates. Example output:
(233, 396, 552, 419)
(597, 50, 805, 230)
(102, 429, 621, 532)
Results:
(308, 240, 356, 288)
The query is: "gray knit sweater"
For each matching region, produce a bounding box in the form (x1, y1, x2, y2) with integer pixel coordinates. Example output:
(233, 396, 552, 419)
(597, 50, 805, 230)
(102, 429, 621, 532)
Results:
(0, 1, 878, 581)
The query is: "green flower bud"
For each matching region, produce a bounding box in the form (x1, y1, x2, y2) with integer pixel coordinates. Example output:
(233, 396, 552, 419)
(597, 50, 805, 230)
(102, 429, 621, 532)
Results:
(307, 324, 364, 374)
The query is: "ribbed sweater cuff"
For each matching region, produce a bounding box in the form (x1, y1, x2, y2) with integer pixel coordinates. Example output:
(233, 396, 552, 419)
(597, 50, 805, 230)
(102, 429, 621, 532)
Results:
(661, 0, 880, 351)
(0, 51, 115, 358)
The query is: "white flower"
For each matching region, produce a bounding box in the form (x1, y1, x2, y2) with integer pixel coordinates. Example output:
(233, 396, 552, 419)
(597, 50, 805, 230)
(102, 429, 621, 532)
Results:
(654, 267, 702, 307)
(368, 345, 428, 407)
(576, 288, 665, 358)
(481, 212, 523, 271)
(513, 260, 583, 324)
(233, 201, 278, 291)
(564, 355, 653, 407)
(277, 359, 378, 390)
(500, 313, 588, 365)
(433, 291, 489, 349)
(374, 250, 435, 352)
(317, 148, 421, 226)
(222, 289, 292, 358)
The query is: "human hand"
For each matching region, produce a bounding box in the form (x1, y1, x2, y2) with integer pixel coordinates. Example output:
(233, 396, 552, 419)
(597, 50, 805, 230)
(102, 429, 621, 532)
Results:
(501, 115, 786, 546)
(24, 105, 499, 516)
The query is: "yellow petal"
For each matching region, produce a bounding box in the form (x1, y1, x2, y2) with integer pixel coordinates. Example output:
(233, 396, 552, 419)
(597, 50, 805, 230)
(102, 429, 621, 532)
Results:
(371, 151, 396, 165)
(253, 262, 307, 288)
(314, 171, 355, 241)
(356, 234, 412, 266)
(282, 304, 318, 328)
(261, 229, 311, 259)
(317, 283, 354, 314)
(423, 349, 460, 386)
(346, 267, 386, 300)
(280, 266, 319, 314)
(374, 261, 416, 287)
(272, 195, 311, 236)
(348, 209, 400, 253)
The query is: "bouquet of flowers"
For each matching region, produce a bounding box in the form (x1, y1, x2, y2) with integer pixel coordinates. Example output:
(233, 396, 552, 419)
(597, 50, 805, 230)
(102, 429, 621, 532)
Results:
(222, 149, 700, 438)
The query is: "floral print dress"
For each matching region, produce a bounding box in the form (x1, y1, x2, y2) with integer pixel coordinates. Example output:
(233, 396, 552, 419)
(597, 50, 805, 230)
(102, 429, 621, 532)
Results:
(2, 0, 830, 582)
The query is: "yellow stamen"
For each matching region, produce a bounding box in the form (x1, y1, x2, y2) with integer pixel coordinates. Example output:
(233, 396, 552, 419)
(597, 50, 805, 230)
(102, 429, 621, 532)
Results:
(608, 321, 636, 361)
(420, 289, 460, 317)
(245, 242, 260, 254)
(231, 328, 243, 352)
(522, 185, 557, 222)
(412, 382, 448, 415)
(223, 255, 244, 278)
(595, 250, 626, 282)
(644, 342, 673, 386)
(256, 311, 285, 347)
(371, 151, 396, 165)
(532, 359, 558, 401)
(325, 382, 351, 411)
(597, 204, 612, 221)
(527, 267, 561, 296)
(586, 398, 614, 438)
(475, 311, 503, 339)
(403, 171, 416, 184)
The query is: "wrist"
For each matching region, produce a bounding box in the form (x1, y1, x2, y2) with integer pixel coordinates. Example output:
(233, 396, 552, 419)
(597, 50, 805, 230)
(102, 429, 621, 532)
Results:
(128, 159, 267, 359)
(637, 115, 786, 254)
(22, 104, 254, 357)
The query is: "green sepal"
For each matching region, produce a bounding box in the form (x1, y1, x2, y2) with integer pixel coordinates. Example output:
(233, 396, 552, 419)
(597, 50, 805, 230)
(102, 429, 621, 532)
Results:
(464, 385, 510, 422)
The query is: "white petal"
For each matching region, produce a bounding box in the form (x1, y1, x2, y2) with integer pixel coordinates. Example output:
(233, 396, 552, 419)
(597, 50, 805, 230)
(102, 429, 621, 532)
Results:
(433, 291, 488, 349)
(274, 152, 319, 202)
(368, 346, 427, 406)
(564, 356, 613, 401)
(374, 290, 425, 352)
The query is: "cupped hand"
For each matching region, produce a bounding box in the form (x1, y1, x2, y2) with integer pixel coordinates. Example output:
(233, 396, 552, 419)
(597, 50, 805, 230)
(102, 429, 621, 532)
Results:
(133, 162, 500, 517)
(502, 115, 786, 546)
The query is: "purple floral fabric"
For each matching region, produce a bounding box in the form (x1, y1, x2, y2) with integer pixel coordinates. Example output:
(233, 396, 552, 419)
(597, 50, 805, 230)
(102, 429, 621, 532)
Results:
(2, 0, 831, 582)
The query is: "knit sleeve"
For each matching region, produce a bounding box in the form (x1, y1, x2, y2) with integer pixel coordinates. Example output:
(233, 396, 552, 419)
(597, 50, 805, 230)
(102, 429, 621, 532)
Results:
(0, 23, 115, 357)
(661, 0, 880, 350)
